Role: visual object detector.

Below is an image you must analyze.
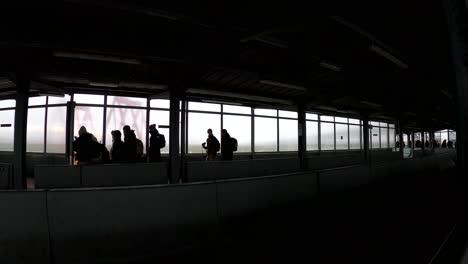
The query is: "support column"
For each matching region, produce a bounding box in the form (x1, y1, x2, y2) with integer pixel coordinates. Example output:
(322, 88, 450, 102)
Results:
(169, 92, 181, 184)
(298, 106, 307, 170)
(421, 129, 425, 152)
(65, 101, 76, 165)
(13, 76, 30, 189)
(398, 122, 404, 159)
(363, 117, 370, 161)
(411, 132, 415, 158)
(180, 98, 187, 182)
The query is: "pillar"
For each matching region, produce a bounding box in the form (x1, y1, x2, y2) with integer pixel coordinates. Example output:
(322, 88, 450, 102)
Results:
(298, 106, 307, 170)
(66, 101, 76, 165)
(13, 76, 30, 189)
(398, 122, 404, 159)
(169, 92, 181, 184)
(363, 117, 370, 161)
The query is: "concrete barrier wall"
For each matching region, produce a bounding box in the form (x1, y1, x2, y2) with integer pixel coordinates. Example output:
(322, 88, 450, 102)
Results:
(47, 183, 218, 263)
(35, 165, 81, 189)
(318, 165, 371, 193)
(0, 191, 50, 264)
(308, 154, 363, 170)
(81, 163, 168, 187)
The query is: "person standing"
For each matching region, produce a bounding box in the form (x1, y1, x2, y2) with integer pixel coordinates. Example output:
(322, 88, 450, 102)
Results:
(202, 128, 220, 161)
(148, 124, 166, 162)
(123, 125, 144, 162)
(110, 130, 127, 163)
(221, 129, 235, 161)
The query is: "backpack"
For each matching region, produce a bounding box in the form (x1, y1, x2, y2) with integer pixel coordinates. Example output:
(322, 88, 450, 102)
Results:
(231, 138, 238, 152)
(213, 137, 220, 152)
(157, 134, 166, 149)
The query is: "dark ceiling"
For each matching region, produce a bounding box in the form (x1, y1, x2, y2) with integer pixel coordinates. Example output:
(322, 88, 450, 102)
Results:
(0, 0, 457, 130)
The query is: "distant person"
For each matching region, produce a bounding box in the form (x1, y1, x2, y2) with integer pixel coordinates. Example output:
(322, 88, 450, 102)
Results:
(110, 130, 127, 163)
(415, 140, 422, 148)
(123, 125, 144, 162)
(448, 141, 454, 148)
(73, 126, 108, 165)
(442, 140, 447, 148)
(221, 129, 237, 161)
(425, 140, 430, 148)
(148, 124, 166, 162)
(202, 128, 220, 161)
(396, 141, 400, 148)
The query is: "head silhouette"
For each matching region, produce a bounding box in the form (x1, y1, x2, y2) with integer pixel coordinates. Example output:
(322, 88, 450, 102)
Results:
(111, 130, 121, 141)
(78, 126, 88, 136)
(149, 124, 158, 133)
(207, 129, 213, 135)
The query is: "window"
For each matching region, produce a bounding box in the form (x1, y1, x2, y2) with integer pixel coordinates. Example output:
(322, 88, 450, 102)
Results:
(188, 112, 221, 153)
(150, 110, 170, 153)
(349, 118, 360, 125)
(389, 128, 396, 148)
(335, 124, 348, 150)
(48, 95, 71, 105)
(107, 96, 147, 107)
(381, 127, 389, 149)
(371, 127, 380, 149)
(0, 110, 15, 151)
(74, 94, 105, 105)
(28, 96, 47, 106)
(320, 115, 334, 122)
(449, 130, 457, 143)
(223, 105, 251, 115)
(349, 125, 361, 149)
(46, 107, 67, 153)
(306, 113, 318, 120)
(279, 119, 298, 151)
(106, 108, 147, 152)
(150, 99, 170, 109)
(278, 110, 298, 119)
(254, 108, 277, 117)
(0, 100, 15, 108)
(188, 102, 221, 112)
(306, 121, 319, 150)
(320, 122, 334, 150)
(335, 117, 348, 123)
(27, 108, 46, 152)
(74, 106, 104, 143)
(223, 115, 251, 152)
(254, 117, 277, 152)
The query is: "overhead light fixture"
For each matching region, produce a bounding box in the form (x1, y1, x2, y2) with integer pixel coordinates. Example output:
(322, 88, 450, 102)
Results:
(259, 80, 308, 92)
(201, 99, 243, 106)
(54, 51, 141, 65)
(89, 81, 119, 88)
(320, 61, 341, 72)
(187, 88, 293, 105)
(370, 44, 408, 69)
(359, 100, 382, 108)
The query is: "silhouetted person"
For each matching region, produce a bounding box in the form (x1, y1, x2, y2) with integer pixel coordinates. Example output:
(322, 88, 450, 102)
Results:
(448, 141, 454, 148)
(123, 125, 144, 162)
(73, 126, 108, 164)
(425, 140, 430, 148)
(221, 129, 236, 161)
(415, 140, 422, 148)
(396, 141, 400, 148)
(202, 128, 220, 161)
(149, 124, 166, 162)
(110, 130, 127, 163)
(442, 140, 447, 148)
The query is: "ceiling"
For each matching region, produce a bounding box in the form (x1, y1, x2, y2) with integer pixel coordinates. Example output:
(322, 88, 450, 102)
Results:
(0, 0, 457, 130)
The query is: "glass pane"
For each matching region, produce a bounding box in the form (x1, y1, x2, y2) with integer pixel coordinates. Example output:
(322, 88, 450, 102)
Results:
(0, 99, 16, 108)
(320, 122, 334, 150)
(349, 125, 361, 149)
(306, 121, 319, 151)
(254, 108, 277, 117)
(46, 107, 67, 153)
(74, 106, 104, 143)
(380, 122, 388, 128)
(381, 127, 389, 148)
(28, 96, 47, 106)
(188, 112, 221, 154)
(150, 99, 170, 109)
(335, 117, 348, 123)
(223, 115, 251, 152)
(389, 129, 396, 148)
(335, 124, 348, 150)
(27, 107, 45, 152)
(320, 115, 334, 122)
(306, 113, 318, 120)
(279, 119, 298, 151)
(150, 110, 170, 153)
(348, 118, 360, 125)
(74, 94, 105, 105)
(188, 102, 221, 112)
(107, 96, 147, 107)
(278, 110, 298, 119)
(0, 110, 15, 151)
(254, 117, 277, 152)
(48, 95, 71, 105)
(223, 105, 251, 115)
(389, 124, 395, 129)
(441, 131, 449, 145)
(105, 107, 147, 152)
(371, 127, 380, 149)
(449, 131, 457, 143)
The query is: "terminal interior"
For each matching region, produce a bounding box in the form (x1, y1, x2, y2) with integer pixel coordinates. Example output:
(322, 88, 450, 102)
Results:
(0, 2, 466, 263)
